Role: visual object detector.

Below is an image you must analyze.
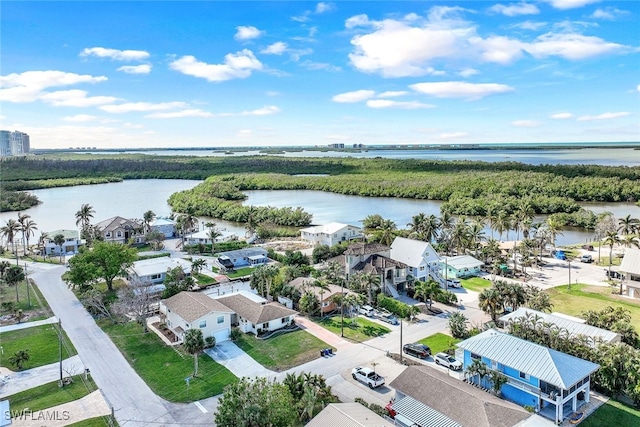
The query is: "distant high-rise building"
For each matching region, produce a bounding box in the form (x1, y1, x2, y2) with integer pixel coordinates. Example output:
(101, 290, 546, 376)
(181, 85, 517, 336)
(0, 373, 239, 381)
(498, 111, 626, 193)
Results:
(0, 130, 30, 156)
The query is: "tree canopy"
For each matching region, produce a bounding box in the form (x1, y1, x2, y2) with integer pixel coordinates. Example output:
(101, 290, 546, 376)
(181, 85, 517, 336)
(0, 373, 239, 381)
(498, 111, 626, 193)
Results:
(66, 242, 137, 292)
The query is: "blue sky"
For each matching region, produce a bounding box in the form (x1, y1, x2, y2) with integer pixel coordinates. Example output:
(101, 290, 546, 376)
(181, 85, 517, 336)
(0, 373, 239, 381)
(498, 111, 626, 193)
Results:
(1, 1, 638, 149)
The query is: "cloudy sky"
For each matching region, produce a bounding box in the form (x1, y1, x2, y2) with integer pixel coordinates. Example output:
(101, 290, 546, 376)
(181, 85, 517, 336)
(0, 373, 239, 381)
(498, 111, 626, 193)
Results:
(1, 1, 638, 149)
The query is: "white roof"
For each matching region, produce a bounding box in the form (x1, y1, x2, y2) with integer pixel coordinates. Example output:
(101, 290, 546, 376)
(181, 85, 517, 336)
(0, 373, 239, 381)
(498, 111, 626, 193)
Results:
(151, 218, 175, 226)
(188, 229, 236, 240)
(499, 308, 620, 344)
(131, 257, 191, 277)
(457, 329, 599, 389)
(306, 403, 392, 427)
(620, 248, 640, 276)
(300, 222, 355, 235)
(390, 236, 441, 267)
(441, 255, 483, 270)
(392, 396, 460, 427)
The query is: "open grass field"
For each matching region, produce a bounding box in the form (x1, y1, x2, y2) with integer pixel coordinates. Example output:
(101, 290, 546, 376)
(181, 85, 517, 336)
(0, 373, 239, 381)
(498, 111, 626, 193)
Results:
(417, 333, 462, 355)
(235, 329, 332, 371)
(315, 315, 391, 342)
(6, 374, 96, 415)
(100, 320, 236, 402)
(581, 399, 640, 427)
(460, 277, 493, 293)
(0, 324, 76, 370)
(547, 284, 640, 331)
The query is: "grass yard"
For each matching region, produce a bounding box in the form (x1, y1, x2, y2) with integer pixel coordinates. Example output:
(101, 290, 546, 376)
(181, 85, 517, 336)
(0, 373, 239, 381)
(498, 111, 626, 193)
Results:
(67, 417, 117, 427)
(6, 374, 96, 415)
(417, 333, 461, 355)
(235, 329, 332, 371)
(193, 272, 216, 286)
(315, 316, 391, 342)
(0, 279, 51, 321)
(547, 284, 640, 331)
(100, 320, 236, 402)
(581, 399, 640, 427)
(460, 277, 493, 293)
(226, 267, 254, 279)
(0, 324, 76, 370)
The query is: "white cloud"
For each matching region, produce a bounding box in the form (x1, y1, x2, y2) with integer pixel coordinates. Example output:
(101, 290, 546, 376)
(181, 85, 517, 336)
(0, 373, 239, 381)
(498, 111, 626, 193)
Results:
(459, 68, 479, 78)
(471, 35, 525, 64)
(146, 109, 213, 119)
(169, 50, 263, 82)
(550, 112, 574, 119)
(345, 14, 371, 29)
(439, 132, 468, 139)
(316, 2, 334, 13)
(544, 0, 600, 10)
(512, 119, 542, 127)
(591, 7, 628, 20)
(299, 61, 341, 72)
(325, 134, 351, 141)
(80, 47, 150, 61)
(100, 101, 187, 113)
(234, 26, 263, 41)
(40, 90, 120, 107)
(237, 129, 253, 137)
(261, 42, 287, 55)
(63, 114, 98, 122)
(377, 91, 408, 98)
(511, 20, 547, 30)
(410, 81, 514, 99)
(366, 99, 435, 109)
(489, 2, 540, 16)
(332, 90, 376, 103)
(526, 32, 625, 60)
(577, 112, 631, 121)
(266, 91, 280, 97)
(0, 70, 107, 103)
(637, 84, 640, 93)
(240, 106, 281, 116)
(117, 64, 152, 74)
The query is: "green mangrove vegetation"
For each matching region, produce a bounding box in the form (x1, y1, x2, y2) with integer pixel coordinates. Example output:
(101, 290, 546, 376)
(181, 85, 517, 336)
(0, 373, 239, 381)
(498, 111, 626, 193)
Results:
(0, 189, 41, 212)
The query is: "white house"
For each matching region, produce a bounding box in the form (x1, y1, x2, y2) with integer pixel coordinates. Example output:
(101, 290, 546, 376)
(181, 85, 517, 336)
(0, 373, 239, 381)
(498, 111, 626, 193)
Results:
(441, 255, 483, 279)
(184, 229, 237, 246)
(300, 222, 362, 247)
(390, 237, 441, 282)
(150, 218, 176, 238)
(129, 257, 192, 285)
(620, 248, 640, 299)
(43, 229, 82, 255)
(160, 291, 233, 343)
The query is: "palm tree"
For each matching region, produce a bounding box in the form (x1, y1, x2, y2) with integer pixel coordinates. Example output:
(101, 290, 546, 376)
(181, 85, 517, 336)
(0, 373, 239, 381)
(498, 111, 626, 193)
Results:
(494, 210, 511, 241)
(75, 203, 95, 229)
(142, 210, 156, 233)
(37, 232, 48, 260)
(177, 211, 198, 241)
(6, 264, 25, 303)
(375, 219, 397, 246)
(0, 260, 10, 279)
(413, 280, 442, 310)
(353, 271, 381, 305)
(450, 217, 469, 255)
(479, 287, 504, 322)
(1, 219, 21, 263)
(8, 349, 30, 370)
(53, 234, 66, 263)
(205, 222, 222, 255)
(546, 217, 564, 249)
(250, 264, 280, 298)
(467, 220, 486, 257)
(191, 258, 207, 275)
(17, 213, 31, 256)
(314, 277, 331, 318)
(603, 231, 621, 278)
(622, 234, 640, 249)
(20, 219, 37, 256)
(183, 328, 205, 377)
(244, 206, 259, 238)
(618, 215, 639, 236)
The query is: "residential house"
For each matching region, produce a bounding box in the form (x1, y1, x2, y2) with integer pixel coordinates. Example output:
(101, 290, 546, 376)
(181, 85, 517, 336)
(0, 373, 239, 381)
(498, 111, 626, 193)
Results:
(129, 257, 192, 285)
(43, 229, 82, 255)
(441, 255, 483, 279)
(307, 403, 392, 427)
(499, 308, 621, 346)
(150, 218, 176, 238)
(160, 291, 234, 343)
(288, 277, 352, 315)
(456, 329, 599, 424)
(390, 237, 441, 282)
(214, 291, 297, 336)
(184, 229, 237, 246)
(94, 216, 145, 245)
(216, 247, 268, 270)
(620, 248, 640, 298)
(299, 222, 362, 247)
(389, 366, 533, 427)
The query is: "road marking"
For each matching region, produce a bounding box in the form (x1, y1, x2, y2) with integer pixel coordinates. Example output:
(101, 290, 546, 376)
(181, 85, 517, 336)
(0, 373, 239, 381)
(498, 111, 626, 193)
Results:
(194, 401, 208, 413)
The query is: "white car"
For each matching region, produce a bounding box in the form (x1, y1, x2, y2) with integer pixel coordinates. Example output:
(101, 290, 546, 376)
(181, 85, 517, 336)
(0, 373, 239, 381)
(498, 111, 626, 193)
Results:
(434, 352, 463, 370)
(358, 305, 375, 317)
(446, 279, 461, 288)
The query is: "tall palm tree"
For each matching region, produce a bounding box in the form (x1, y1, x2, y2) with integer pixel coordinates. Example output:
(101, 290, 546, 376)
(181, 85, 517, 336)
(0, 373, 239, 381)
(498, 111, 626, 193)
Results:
(17, 213, 31, 256)
(1, 219, 21, 262)
(183, 328, 205, 377)
(353, 271, 381, 305)
(603, 231, 622, 279)
(178, 211, 198, 241)
(545, 217, 564, 249)
(413, 280, 442, 310)
(142, 210, 156, 233)
(244, 206, 259, 238)
(37, 232, 48, 260)
(314, 277, 331, 318)
(20, 219, 38, 256)
(494, 210, 512, 241)
(479, 287, 504, 322)
(622, 234, 640, 249)
(618, 215, 639, 236)
(375, 219, 397, 246)
(205, 222, 222, 255)
(467, 220, 486, 257)
(75, 203, 95, 229)
(450, 217, 469, 255)
(407, 213, 427, 241)
(53, 234, 66, 263)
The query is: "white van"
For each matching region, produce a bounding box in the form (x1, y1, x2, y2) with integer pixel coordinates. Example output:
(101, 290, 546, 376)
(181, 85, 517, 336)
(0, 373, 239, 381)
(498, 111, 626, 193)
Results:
(358, 305, 375, 317)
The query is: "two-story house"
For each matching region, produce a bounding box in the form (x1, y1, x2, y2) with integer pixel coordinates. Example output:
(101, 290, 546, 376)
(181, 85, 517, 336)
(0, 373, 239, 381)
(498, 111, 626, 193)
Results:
(94, 216, 145, 245)
(620, 248, 640, 298)
(43, 229, 82, 255)
(299, 222, 362, 247)
(129, 257, 192, 285)
(390, 237, 441, 283)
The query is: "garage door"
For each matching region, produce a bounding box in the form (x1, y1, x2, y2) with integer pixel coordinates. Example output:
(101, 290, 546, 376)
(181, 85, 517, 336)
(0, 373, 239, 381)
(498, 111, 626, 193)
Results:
(213, 328, 230, 343)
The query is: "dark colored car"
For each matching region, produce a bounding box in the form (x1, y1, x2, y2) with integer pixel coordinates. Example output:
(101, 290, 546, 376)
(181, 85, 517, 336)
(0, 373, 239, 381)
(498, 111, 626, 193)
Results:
(403, 343, 431, 359)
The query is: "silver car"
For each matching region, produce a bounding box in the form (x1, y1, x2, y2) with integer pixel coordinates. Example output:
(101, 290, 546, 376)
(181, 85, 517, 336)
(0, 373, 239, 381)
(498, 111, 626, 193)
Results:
(434, 352, 462, 370)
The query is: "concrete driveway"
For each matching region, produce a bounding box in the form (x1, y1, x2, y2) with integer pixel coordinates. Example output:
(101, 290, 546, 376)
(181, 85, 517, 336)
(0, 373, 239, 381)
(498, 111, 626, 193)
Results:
(205, 341, 275, 378)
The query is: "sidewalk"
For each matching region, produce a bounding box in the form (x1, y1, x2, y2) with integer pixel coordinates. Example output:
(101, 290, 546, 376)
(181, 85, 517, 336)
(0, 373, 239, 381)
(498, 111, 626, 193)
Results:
(0, 316, 58, 333)
(0, 355, 83, 398)
(294, 316, 351, 349)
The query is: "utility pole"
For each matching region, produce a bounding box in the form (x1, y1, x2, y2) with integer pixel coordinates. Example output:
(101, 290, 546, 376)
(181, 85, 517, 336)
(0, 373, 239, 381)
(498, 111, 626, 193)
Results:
(58, 319, 63, 386)
(568, 259, 572, 291)
(399, 317, 403, 365)
(24, 263, 31, 308)
(340, 279, 344, 338)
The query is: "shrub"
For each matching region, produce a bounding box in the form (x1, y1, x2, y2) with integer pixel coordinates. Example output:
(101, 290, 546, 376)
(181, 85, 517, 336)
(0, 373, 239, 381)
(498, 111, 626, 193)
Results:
(229, 328, 242, 341)
(205, 336, 216, 348)
(435, 290, 458, 305)
(377, 295, 413, 318)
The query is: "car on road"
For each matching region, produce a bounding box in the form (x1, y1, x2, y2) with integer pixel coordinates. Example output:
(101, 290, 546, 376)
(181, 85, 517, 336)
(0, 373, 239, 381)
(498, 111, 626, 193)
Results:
(376, 309, 399, 325)
(403, 343, 431, 359)
(352, 366, 385, 389)
(358, 305, 375, 317)
(580, 254, 593, 263)
(446, 278, 461, 288)
(434, 352, 462, 370)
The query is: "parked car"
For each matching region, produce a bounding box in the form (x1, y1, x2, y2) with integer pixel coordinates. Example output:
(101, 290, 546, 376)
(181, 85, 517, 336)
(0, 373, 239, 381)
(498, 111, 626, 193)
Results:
(606, 270, 623, 279)
(582, 245, 594, 251)
(403, 343, 431, 359)
(434, 352, 462, 370)
(352, 366, 385, 389)
(376, 308, 399, 325)
(580, 254, 593, 263)
(446, 278, 461, 288)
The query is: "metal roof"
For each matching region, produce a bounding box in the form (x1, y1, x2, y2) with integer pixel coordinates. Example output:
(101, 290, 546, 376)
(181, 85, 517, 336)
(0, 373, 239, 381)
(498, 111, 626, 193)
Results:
(392, 396, 461, 427)
(390, 236, 441, 267)
(300, 222, 357, 235)
(457, 329, 600, 389)
(306, 403, 392, 427)
(131, 257, 191, 277)
(441, 255, 483, 270)
(620, 248, 640, 276)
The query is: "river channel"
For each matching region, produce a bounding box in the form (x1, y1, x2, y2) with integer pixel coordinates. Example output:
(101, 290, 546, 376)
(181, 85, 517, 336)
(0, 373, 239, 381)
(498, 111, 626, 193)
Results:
(2, 180, 639, 247)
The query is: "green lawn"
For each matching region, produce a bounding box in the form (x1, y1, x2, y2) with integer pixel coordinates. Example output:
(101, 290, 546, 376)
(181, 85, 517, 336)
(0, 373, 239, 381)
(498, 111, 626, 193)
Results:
(460, 277, 493, 293)
(226, 267, 254, 278)
(547, 284, 640, 331)
(100, 320, 236, 402)
(581, 399, 640, 427)
(235, 329, 332, 371)
(193, 272, 216, 286)
(0, 324, 76, 370)
(67, 417, 117, 427)
(0, 278, 51, 319)
(6, 374, 96, 415)
(314, 316, 391, 342)
(417, 333, 461, 355)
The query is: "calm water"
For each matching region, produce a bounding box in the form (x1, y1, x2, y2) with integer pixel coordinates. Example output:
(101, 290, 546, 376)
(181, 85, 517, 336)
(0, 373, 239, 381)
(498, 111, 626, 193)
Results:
(2, 175, 639, 247)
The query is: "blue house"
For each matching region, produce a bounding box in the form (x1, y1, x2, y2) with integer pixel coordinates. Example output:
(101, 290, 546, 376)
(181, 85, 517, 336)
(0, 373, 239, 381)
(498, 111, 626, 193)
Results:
(216, 247, 268, 270)
(456, 329, 599, 425)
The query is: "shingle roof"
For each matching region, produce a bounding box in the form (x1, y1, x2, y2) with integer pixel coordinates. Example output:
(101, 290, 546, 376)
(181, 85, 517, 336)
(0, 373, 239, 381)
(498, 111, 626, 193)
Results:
(343, 242, 389, 256)
(215, 293, 297, 324)
(353, 254, 407, 273)
(390, 236, 441, 267)
(389, 366, 530, 427)
(620, 248, 640, 276)
(306, 403, 392, 427)
(162, 292, 232, 323)
(457, 329, 600, 389)
(288, 277, 351, 301)
(95, 216, 142, 233)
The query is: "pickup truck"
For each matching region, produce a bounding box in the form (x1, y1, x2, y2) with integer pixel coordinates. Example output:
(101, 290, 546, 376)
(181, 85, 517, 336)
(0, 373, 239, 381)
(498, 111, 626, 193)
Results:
(352, 366, 385, 389)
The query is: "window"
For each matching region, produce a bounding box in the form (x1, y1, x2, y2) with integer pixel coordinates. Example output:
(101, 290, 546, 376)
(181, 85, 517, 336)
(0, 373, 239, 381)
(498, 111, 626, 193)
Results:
(217, 316, 224, 324)
(471, 353, 481, 360)
(116, 231, 123, 238)
(199, 320, 206, 328)
(106, 232, 112, 238)
(419, 266, 425, 271)
(322, 301, 330, 307)
(491, 360, 498, 370)
(519, 371, 530, 380)
(262, 323, 269, 329)
(150, 274, 161, 280)
(281, 317, 288, 324)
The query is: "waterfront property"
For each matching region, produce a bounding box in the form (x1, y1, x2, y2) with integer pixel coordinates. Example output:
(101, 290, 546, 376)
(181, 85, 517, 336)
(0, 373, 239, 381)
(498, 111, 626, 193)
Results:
(150, 217, 176, 238)
(456, 329, 600, 424)
(184, 229, 237, 246)
(94, 216, 145, 245)
(288, 276, 351, 315)
(216, 247, 268, 270)
(441, 255, 483, 279)
(620, 248, 640, 299)
(129, 257, 192, 285)
(43, 229, 82, 255)
(390, 236, 441, 282)
(299, 222, 363, 247)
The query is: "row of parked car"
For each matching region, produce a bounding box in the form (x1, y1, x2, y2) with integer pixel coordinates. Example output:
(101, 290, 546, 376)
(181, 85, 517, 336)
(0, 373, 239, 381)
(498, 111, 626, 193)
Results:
(401, 342, 463, 370)
(358, 305, 399, 325)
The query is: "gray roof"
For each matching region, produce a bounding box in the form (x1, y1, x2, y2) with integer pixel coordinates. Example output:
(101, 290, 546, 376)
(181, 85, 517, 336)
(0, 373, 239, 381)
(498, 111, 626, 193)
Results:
(306, 403, 392, 427)
(162, 292, 232, 323)
(131, 257, 191, 277)
(456, 329, 600, 389)
(288, 277, 352, 301)
(441, 255, 483, 269)
(95, 216, 142, 233)
(499, 308, 620, 344)
(390, 236, 441, 267)
(344, 242, 389, 256)
(390, 366, 530, 427)
(215, 293, 297, 324)
(620, 248, 640, 276)
(217, 247, 268, 259)
(44, 229, 78, 240)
